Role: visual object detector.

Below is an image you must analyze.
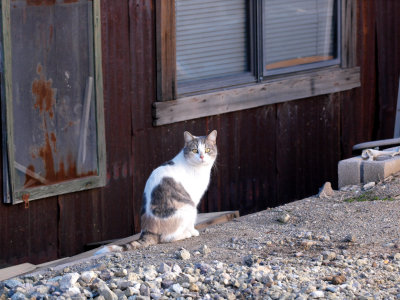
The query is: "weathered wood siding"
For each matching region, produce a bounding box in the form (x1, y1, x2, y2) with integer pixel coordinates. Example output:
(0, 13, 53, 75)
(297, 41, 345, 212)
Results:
(1, 0, 400, 266)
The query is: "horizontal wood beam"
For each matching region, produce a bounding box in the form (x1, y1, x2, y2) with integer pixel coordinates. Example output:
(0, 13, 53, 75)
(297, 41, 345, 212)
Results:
(153, 66, 361, 126)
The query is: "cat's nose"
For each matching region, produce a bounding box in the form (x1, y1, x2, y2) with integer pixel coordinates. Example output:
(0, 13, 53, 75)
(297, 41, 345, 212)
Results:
(200, 154, 204, 160)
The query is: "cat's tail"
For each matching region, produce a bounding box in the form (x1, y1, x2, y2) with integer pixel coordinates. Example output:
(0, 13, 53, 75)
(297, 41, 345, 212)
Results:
(94, 232, 159, 255)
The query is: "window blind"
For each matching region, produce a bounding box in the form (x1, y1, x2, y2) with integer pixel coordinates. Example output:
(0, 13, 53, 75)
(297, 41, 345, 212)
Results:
(263, 0, 337, 72)
(176, 0, 248, 82)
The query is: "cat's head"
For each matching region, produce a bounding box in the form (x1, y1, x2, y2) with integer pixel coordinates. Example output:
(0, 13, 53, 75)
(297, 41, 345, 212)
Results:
(183, 130, 217, 166)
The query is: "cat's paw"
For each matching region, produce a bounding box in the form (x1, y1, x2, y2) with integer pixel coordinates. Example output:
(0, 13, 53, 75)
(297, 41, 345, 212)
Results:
(190, 229, 199, 237)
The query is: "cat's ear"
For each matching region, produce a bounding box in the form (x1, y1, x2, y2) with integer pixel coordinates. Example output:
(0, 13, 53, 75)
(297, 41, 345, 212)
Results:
(206, 130, 217, 143)
(184, 131, 195, 143)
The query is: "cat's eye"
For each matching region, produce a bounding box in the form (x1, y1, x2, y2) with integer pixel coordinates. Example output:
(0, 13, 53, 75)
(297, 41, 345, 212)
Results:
(205, 148, 211, 153)
(192, 149, 198, 153)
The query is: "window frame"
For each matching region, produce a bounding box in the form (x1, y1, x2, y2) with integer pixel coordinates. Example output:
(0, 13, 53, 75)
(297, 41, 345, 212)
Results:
(155, 0, 359, 126)
(0, 0, 106, 204)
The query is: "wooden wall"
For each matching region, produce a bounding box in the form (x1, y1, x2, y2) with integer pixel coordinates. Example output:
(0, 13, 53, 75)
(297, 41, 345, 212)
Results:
(1, 0, 400, 266)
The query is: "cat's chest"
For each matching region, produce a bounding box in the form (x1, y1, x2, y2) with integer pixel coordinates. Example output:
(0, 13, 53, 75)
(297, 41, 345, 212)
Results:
(148, 165, 210, 205)
(178, 169, 210, 203)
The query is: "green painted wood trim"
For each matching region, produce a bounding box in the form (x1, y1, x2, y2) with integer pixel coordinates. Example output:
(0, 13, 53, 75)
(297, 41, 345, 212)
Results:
(13, 176, 105, 204)
(93, 0, 107, 187)
(1, 0, 16, 203)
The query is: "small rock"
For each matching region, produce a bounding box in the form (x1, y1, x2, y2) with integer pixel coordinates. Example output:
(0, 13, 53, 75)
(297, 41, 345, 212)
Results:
(34, 285, 50, 294)
(114, 268, 128, 277)
(318, 182, 334, 198)
(96, 281, 118, 300)
(393, 253, 400, 261)
(125, 286, 139, 297)
(343, 234, 356, 243)
(243, 255, 260, 266)
(171, 283, 183, 294)
(176, 248, 191, 260)
(201, 245, 211, 256)
(322, 251, 336, 261)
(139, 284, 150, 296)
(326, 286, 338, 293)
(64, 286, 81, 296)
(300, 239, 316, 250)
(277, 212, 290, 224)
(100, 270, 114, 281)
(157, 262, 171, 273)
(161, 280, 174, 289)
(143, 267, 157, 281)
(60, 273, 80, 291)
(189, 283, 200, 292)
(363, 182, 375, 190)
(332, 275, 346, 285)
(3, 279, 23, 289)
(356, 258, 369, 266)
(81, 271, 97, 284)
(172, 264, 182, 274)
(10, 293, 27, 300)
(310, 290, 325, 298)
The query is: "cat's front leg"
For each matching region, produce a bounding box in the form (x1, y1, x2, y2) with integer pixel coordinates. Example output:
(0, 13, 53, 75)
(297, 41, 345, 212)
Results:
(189, 228, 199, 237)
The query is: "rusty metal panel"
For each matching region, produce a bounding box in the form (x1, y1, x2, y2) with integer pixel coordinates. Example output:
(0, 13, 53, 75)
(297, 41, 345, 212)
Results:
(375, 0, 400, 139)
(276, 95, 341, 200)
(0, 198, 58, 267)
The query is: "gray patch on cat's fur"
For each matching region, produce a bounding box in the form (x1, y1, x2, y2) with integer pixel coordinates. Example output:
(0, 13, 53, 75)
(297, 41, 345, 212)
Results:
(161, 160, 175, 166)
(150, 177, 194, 218)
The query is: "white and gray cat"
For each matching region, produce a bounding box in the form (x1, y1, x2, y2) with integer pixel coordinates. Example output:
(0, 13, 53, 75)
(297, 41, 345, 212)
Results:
(96, 130, 217, 254)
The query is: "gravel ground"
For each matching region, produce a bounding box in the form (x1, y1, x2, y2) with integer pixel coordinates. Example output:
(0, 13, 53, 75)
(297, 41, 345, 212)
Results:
(2, 174, 400, 299)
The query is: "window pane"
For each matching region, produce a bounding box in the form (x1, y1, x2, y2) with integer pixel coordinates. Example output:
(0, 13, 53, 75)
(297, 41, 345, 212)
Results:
(5, 1, 101, 196)
(176, 0, 248, 82)
(263, 0, 338, 73)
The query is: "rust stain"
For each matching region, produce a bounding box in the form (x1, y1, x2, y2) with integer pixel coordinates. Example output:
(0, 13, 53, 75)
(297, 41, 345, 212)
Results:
(22, 194, 30, 209)
(32, 64, 55, 119)
(50, 132, 57, 152)
(49, 25, 54, 42)
(26, 62, 97, 189)
(67, 153, 77, 178)
(26, 0, 56, 6)
(38, 131, 56, 181)
(57, 161, 66, 181)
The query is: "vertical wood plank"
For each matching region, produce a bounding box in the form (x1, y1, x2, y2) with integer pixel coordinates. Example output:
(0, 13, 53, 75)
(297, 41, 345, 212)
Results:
(156, 0, 176, 101)
(374, 0, 400, 139)
(341, 0, 358, 68)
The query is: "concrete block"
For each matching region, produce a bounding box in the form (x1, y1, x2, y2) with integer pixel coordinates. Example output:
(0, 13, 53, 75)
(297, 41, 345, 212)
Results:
(363, 156, 400, 183)
(338, 148, 400, 188)
(338, 157, 362, 188)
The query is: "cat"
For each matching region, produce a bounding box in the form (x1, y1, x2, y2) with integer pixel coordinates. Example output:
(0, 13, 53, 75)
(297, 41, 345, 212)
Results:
(95, 130, 217, 254)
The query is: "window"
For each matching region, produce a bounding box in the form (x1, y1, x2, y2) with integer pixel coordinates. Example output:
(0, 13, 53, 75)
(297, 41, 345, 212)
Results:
(263, 0, 339, 75)
(154, 0, 359, 126)
(0, 0, 106, 204)
(176, 0, 250, 88)
(176, 0, 340, 91)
